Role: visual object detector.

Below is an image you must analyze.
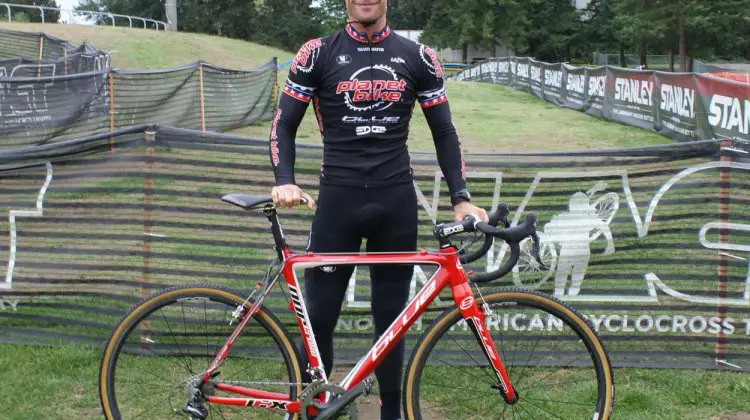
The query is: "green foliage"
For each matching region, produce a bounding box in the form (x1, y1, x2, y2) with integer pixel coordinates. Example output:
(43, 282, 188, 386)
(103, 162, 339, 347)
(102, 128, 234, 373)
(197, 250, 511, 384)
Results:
(73, 0, 750, 62)
(11, 0, 61, 23)
(313, 0, 348, 34)
(587, 0, 750, 65)
(422, 0, 582, 62)
(388, 0, 433, 29)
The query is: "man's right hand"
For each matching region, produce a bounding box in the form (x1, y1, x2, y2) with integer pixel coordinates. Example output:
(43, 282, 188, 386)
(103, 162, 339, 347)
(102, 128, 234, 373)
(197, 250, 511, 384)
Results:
(271, 184, 315, 210)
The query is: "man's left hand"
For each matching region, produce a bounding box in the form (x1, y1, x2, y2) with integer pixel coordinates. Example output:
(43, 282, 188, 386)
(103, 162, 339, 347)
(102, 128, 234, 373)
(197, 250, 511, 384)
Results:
(453, 202, 489, 223)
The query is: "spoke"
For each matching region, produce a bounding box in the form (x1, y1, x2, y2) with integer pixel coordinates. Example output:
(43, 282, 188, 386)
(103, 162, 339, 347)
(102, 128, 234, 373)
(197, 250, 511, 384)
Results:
(115, 384, 175, 407)
(181, 301, 195, 374)
(518, 331, 569, 375)
(211, 404, 229, 420)
(419, 380, 501, 397)
(521, 396, 594, 407)
(449, 331, 497, 383)
(114, 377, 178, 389)
(204, 300, 211, 369)
(507, 307, 525, 380)
(516, 401, 542, 419)
(499, 400, 509, 419)
(509, 320, 547, 391)
(515, 352, 592, 390)
(520, 397, 568, 420)
(130, 392, 176, 420)
(520, 376, 598, 393)
(117, 359, 191, 383)
(495, 304, 510, 377)
(436, 358, 495, 385)
(159, 308, 195, 374)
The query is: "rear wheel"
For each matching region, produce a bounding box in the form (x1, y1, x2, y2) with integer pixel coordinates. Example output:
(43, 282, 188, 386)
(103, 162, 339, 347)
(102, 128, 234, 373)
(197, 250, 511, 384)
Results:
(403, 288, 614, 419)
(99, 284, 303, 419)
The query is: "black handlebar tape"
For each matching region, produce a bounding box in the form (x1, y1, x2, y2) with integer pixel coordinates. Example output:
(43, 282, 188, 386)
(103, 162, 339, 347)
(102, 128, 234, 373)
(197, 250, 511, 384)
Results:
(468, 241, 520, 283)
(459, 204, 509, 264)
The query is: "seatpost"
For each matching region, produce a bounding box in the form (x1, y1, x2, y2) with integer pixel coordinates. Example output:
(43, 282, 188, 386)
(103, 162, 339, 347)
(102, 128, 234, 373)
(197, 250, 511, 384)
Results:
(262, 205, 287, 259)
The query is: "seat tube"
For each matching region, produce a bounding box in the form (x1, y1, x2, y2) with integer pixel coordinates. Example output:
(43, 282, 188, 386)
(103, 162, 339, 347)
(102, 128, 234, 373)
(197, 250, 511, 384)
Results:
(263, 207, 287, 258)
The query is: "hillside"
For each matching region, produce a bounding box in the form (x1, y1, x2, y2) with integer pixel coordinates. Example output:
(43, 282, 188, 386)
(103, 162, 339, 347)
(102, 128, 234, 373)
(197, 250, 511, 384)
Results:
(0, 23, 669, 152)
(0, 23, 294, 70)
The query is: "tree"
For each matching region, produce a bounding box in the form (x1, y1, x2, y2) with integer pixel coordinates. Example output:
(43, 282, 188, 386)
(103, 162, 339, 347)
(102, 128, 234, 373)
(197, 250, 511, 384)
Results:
(388, 0, 433, 29)
(76, 0, 165, 27)
(422, 0, 582, 63)
(312, 0, 347, 34)
(14, 0, 61, 23)
(254, 0, 321, 51)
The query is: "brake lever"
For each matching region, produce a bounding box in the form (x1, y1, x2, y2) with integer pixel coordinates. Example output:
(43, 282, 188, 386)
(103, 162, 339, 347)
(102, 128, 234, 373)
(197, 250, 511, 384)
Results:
(530, 231, 548, 270)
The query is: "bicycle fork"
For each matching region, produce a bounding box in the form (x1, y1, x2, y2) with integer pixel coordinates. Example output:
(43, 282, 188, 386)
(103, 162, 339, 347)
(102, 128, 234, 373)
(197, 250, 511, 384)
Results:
(453, 283, 519, 404)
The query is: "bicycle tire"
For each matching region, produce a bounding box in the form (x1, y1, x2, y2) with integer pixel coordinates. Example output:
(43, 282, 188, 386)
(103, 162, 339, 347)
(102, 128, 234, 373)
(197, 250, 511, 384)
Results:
(403, 288, 614, 419)
(99, 284, 303, 419)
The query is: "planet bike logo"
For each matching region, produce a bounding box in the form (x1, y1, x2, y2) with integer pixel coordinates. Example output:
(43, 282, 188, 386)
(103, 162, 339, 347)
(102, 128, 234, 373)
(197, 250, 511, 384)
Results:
(291, 38, 322, 74)
(420, 45, 443, 79)
(336, 65, 406, 112)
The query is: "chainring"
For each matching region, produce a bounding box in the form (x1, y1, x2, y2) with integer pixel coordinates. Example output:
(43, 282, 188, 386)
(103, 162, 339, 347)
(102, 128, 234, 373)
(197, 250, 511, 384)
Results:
(299, 382, 358, 420)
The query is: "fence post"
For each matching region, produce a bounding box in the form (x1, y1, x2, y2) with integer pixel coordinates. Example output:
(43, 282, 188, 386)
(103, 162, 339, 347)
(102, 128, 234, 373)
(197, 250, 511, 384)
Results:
(271, 57, 279, 109)
(715, 139, 732, 365)
(141, 128, 156, 348)
(108, 71, 115, 151)
(37, 35, 44, 77)
(198, 62, 206, 132)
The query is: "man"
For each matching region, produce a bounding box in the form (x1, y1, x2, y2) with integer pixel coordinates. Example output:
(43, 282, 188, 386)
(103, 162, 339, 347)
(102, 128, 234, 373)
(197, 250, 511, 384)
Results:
(269, 1, 487, 418)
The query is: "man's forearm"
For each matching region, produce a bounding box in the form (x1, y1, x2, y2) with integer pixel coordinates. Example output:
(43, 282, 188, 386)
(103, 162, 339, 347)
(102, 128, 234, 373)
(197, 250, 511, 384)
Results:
(423, 102, 467, 202)
(270, 93, 309, 185)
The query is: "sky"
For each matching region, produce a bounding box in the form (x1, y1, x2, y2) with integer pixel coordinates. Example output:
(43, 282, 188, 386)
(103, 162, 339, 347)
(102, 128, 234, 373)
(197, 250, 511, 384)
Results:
(56, 0, 80, 10)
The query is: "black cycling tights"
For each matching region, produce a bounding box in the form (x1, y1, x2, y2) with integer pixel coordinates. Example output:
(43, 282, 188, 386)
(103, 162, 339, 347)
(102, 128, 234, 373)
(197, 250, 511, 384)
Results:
(300, 182, 417, 420)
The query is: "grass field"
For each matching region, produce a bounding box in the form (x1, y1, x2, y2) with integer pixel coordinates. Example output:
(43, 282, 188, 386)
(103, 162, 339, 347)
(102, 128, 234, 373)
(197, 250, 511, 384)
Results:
(0, 23, 747, 420)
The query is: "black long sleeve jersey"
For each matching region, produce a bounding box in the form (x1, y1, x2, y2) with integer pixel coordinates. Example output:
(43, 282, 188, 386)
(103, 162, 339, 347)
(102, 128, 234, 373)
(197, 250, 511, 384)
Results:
(270, 23, 467, 196)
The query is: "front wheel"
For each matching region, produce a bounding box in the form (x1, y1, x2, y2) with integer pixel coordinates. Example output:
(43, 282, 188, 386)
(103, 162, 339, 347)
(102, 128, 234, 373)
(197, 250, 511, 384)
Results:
(99, 284, 303, 419)
(403, 288, 614, 419)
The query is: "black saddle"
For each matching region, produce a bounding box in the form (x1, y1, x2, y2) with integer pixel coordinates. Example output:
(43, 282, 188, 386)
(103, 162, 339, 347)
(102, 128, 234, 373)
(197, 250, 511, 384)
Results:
(221, 194, 273, 210)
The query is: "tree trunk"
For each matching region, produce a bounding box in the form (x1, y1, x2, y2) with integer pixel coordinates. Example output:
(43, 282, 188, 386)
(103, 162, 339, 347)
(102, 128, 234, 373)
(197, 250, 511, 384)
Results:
(640, 40, 647, 68)
(679, 13, 687, 72)
(492, 40, 497, 58)
(668, 45, 674, 72)
(619, 44, 625, 67)
(462, 44, 468, 64)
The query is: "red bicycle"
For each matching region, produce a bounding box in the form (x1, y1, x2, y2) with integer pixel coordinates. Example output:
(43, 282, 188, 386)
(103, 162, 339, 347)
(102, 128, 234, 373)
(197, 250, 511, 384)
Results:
(99, 194, 614, 419)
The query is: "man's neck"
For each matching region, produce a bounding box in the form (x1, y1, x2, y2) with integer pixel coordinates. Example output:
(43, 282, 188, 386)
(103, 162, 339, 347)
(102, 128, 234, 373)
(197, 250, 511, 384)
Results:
(348, 17, 387, 40)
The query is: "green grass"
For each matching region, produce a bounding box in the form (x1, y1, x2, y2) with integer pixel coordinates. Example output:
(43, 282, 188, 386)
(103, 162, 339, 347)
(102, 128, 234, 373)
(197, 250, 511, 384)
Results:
(0, 23, 294, 70)
(232, 78, 671, 153)
(1, 344, 748, 419)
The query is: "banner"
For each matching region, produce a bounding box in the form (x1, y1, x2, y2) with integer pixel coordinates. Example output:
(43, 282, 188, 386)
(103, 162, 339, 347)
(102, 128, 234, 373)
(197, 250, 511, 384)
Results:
(451, 57, 750, 142)
(560, 64, 587, 111)
(696, 74, 750, 141)
(654, 73, 704, 141)
(0, 125, 749, 371)
(604, 67, 656, 130)
(585, 66, 607, 119)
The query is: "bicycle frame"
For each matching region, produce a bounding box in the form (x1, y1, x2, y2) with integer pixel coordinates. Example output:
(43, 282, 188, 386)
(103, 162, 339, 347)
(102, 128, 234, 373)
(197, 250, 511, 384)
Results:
(197, 208, 518, 416)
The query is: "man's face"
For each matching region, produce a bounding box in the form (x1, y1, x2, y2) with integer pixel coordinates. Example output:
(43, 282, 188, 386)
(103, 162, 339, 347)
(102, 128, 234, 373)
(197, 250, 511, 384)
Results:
(346, 0, 387, 26)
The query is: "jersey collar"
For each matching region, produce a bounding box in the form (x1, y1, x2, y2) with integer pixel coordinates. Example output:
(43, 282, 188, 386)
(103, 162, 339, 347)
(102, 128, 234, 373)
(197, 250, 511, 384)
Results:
(346, 23, 391, 44)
